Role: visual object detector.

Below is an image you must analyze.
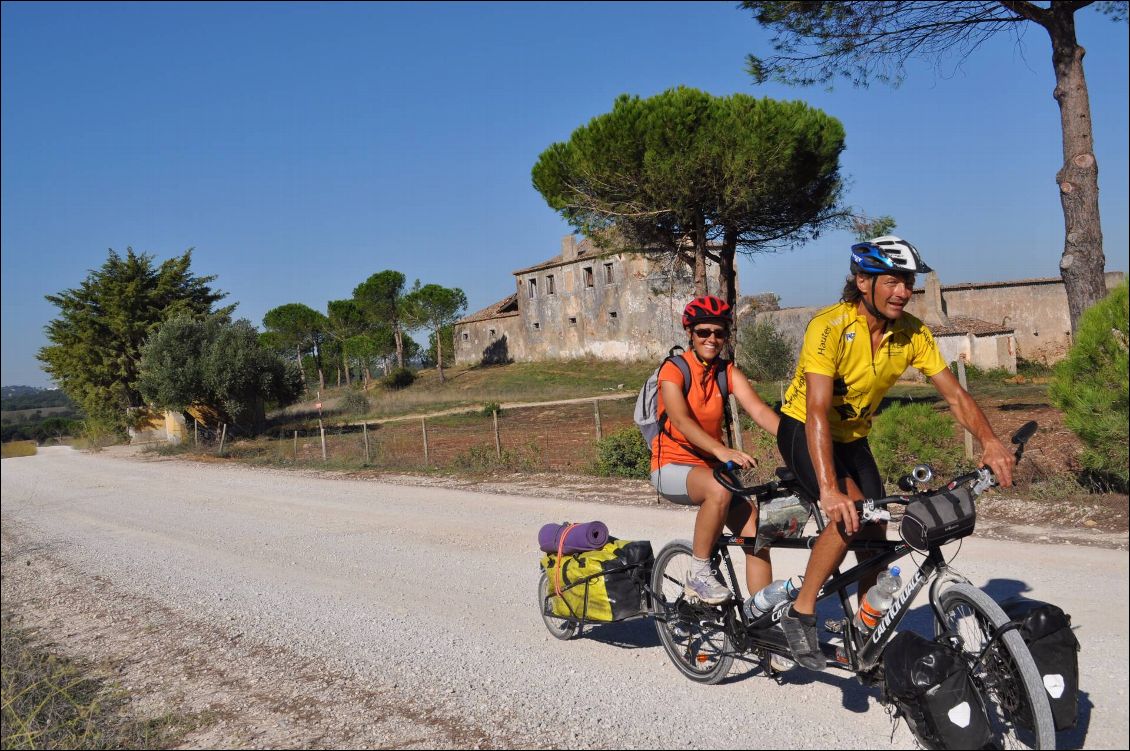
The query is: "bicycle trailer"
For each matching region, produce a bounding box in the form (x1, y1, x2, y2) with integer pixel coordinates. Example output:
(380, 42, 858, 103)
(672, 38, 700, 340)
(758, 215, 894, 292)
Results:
(540, 538, 654, 624)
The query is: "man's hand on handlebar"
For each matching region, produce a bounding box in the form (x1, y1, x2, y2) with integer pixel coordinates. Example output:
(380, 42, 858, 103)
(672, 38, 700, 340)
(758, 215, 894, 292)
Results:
(820, 487, 860, 535)
(980, 438, 1015, 488)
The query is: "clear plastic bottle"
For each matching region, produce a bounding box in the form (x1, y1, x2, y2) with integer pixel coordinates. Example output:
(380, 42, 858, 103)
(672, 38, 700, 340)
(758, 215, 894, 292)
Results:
(853, 566, 903, 637)
(742, 575, 804, 621)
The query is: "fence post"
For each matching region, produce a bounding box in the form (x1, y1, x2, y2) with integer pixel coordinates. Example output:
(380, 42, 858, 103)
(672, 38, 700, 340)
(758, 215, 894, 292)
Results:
(956, 357, 975, 461)
(363, 423, 371, 464)
(728, 393, 744, 452)
(421, 419, 430, 465)
(194, 418, 199, 447)
(492, 410, 501, 459)
(218, 424, 227, 456)
(592, 400, 603, 441)
(319, 419, 327, 462)
(293, 430, 299, 460)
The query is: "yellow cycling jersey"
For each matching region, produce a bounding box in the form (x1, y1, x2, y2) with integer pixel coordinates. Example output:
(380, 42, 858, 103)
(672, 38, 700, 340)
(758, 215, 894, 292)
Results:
(781, 301, 948, 442)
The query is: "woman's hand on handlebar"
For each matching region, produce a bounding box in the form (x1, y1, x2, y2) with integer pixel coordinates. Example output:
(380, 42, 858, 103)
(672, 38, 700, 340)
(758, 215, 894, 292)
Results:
(713, 447, 756, 470)
(820, 487, 861, 535)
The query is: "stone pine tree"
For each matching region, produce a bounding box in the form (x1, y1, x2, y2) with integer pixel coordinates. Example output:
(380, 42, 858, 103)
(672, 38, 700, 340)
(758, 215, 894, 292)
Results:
(403, 283, 467, 384)
(326, 299, 366, 386)
(742, 0, 1128, 331)
(531, 87, 846, 306)
(353, 270, 410, 369)
(262, 303, 328, 390)
(38, 248, 231, 434)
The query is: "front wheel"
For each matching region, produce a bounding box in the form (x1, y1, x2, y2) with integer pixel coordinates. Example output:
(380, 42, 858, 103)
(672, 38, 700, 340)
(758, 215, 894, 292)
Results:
(935, 583, 1056, 750)
(651, 540, 735, 684)
(538, 572, 579, 640)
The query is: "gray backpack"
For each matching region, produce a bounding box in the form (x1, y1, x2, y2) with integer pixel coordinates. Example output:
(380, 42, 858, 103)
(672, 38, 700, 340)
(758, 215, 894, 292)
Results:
(634, 347, 730, 454)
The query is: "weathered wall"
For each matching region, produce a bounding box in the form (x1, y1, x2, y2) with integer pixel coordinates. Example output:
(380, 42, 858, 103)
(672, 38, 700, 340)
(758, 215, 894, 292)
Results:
(456, 237, 727, 364)
(906, 271, 1125, 364)
(456, 313, 524, 365)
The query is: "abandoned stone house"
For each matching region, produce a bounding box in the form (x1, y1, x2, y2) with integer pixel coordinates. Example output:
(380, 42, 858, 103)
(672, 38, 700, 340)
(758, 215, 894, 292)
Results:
(456, 232, 1123, 372)
(453, 235, 725, 365)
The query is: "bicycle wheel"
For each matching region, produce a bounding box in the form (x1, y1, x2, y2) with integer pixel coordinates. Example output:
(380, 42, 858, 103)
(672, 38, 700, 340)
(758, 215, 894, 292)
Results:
(936, 583, 1056, 750)
(538, 572, 580, 640)
(651, 540, 735, 684)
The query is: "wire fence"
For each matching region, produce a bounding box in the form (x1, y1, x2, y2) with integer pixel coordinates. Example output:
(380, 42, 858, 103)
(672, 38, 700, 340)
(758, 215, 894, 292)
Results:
(181, 396, 782, 479)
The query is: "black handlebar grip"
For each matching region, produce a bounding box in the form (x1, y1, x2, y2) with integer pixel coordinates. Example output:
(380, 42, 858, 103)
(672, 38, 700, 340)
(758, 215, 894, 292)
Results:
(1011, 420, 1038, 445)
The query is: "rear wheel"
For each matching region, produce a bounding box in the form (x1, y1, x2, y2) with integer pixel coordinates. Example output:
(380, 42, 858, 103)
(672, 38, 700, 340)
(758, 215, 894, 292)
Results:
(936, 583, 1055, 749)
(651, 540, 735, 684)
(538, 572, 579, 640)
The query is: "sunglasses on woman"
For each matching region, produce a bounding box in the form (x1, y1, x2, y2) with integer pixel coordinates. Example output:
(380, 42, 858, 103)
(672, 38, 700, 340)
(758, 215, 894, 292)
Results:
(692, 327, 729, 340)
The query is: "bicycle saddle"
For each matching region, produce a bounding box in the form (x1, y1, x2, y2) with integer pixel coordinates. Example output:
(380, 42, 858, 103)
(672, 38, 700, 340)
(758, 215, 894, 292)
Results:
(775, 467, 797, 483)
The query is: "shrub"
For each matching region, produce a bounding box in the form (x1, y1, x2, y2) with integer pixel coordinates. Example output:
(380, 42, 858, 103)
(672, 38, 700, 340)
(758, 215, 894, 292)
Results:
(338, 390, 370, 416)
(382, 367, 416, 390)
(737, 318, 796, 383)
(869, 402, 966, 486)
(480, 401, 502, 417)
(1049, 282, 1129, 492)
(593, 427, 651, 479)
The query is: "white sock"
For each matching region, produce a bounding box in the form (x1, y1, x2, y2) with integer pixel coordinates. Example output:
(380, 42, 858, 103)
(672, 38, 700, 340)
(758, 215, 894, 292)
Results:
(691, 555, 712, 578)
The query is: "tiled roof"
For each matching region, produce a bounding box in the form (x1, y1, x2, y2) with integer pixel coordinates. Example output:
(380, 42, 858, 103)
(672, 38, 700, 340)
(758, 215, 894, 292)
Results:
(456, 294, 519, 325)
(930, 316, 1014, 337)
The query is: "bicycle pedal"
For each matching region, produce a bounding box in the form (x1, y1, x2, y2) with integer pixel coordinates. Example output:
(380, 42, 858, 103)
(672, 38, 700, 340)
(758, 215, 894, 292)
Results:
(823, 619, 845, 634)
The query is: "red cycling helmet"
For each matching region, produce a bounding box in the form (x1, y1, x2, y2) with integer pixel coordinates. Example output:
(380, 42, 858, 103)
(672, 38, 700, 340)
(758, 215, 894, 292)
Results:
(682, 295, 732, 328)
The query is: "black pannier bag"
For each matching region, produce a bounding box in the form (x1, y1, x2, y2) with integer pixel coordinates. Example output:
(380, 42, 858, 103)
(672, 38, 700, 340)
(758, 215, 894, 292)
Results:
(900, 485, 976, 552)
(883, 631, 992, 750)
(1002, 597, 1081, 731)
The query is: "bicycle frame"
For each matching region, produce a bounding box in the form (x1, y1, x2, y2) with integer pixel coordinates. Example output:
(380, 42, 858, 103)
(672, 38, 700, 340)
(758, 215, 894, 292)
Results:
(712, 523, 970, 677)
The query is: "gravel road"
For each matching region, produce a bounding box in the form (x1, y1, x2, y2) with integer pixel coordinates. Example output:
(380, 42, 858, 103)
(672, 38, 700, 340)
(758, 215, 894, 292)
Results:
(2, 447, 1127, 749)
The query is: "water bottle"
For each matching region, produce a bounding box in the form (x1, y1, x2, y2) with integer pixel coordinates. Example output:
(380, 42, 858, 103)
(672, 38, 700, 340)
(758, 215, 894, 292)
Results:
(742, 575, 804, 621)
(853, 566, 903, 637)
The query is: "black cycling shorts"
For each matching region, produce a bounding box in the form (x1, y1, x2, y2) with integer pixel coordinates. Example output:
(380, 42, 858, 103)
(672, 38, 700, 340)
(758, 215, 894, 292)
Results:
(776, 413, 885, 502)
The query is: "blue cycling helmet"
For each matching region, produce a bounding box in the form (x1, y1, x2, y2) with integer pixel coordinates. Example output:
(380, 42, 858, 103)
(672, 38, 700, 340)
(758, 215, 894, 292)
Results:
(850, 236, 932, 275)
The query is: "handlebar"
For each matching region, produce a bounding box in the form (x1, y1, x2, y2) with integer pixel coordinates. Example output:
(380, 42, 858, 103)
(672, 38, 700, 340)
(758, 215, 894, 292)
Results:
(710, 420, 1038, 523)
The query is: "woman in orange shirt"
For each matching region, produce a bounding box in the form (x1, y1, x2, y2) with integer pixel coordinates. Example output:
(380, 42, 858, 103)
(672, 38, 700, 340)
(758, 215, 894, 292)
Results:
(650, 296, 781, 605)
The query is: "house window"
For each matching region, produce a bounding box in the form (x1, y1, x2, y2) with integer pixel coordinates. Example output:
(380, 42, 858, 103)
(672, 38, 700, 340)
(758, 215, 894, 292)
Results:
(533, 322, 540, 330)
(462, 332, 469, 341)
(604, 263, 614, 283)
(528, 278, 537, 298)
(568, 317, 577, 325)
(547, 274, 555, 295)
(489, 328, 496, 339)
(583, 267, 594, 287)
(609, 311, 618, 320)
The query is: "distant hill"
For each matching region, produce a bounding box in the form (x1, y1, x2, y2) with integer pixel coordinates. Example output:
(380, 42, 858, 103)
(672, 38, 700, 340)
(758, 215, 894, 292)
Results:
(1, 386, 75, 412)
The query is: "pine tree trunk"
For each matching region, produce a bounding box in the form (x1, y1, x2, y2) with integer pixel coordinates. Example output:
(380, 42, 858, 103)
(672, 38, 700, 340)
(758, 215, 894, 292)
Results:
(693, 212, 708, 295)
(436, 326, 446, 384)
(296, 346, 306, 384)
(394, 326, 404, 368)
(721, 228, 738, 308)
(1048, 6, 1107, 333)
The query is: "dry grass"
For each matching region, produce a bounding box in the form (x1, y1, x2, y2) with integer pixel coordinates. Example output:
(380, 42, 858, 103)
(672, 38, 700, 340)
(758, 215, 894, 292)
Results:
(0, 612, 199, 749)
(1, 440, 37, 459)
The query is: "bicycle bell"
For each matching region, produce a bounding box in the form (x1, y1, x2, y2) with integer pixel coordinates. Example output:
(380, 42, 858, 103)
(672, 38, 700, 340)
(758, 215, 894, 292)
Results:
(911, 464, 934, 484)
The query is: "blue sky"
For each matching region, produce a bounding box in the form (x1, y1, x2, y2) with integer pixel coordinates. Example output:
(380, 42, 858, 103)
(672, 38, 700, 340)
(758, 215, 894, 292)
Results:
(3, 1, 1127, 387)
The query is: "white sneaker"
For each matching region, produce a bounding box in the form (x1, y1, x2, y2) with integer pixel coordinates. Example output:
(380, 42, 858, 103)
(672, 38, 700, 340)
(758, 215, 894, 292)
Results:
(684, 571, 732, 605)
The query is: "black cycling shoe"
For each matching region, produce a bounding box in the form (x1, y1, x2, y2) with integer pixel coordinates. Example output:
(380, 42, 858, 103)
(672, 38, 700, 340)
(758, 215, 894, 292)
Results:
(780, 606, 825, 671)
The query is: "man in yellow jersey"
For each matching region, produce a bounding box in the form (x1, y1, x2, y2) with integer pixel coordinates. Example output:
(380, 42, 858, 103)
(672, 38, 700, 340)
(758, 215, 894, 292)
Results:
(776, 236, 1016, 671)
